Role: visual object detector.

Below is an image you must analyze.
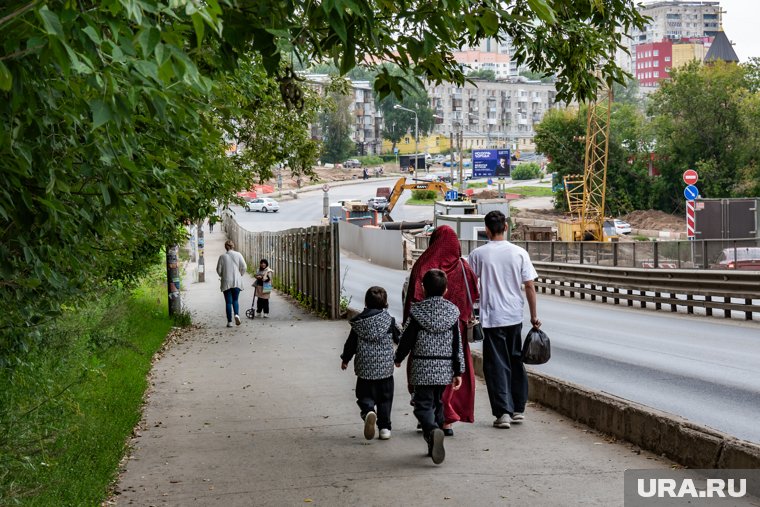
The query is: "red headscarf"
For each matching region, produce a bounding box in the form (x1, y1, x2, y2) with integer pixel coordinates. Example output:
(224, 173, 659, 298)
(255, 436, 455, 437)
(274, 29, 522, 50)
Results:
(403, 225, 479, 324)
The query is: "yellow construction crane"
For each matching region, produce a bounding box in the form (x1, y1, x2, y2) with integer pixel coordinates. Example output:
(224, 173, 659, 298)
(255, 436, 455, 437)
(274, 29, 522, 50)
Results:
(557, 82, 612, 242)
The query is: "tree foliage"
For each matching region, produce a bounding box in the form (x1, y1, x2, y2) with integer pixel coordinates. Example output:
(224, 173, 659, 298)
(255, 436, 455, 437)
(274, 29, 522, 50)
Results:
(535, 104, 656, 216)
(648, 61, 758, 209)
(379, 85, 435, 150)
(468, 69, 497, 81)
(320, 86, 356, 163)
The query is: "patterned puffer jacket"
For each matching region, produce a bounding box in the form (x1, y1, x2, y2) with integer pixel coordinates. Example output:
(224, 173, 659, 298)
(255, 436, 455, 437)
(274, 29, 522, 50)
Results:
(409, 297, 463, 386)
(350, 310, 397, 380)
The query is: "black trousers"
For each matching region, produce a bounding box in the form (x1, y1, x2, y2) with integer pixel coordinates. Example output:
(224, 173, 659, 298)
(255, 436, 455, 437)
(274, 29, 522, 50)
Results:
(413, 385, 446, 439)
(356, 376, 394, 430)
(256, 297, 269, 314)
(482, 324, 528, 417)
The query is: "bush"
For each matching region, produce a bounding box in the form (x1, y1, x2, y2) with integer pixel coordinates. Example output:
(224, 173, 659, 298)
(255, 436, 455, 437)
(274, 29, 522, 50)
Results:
(510, 162, 542, 180)
(411, 190, 437, 201)
(357, 155, 384, 165)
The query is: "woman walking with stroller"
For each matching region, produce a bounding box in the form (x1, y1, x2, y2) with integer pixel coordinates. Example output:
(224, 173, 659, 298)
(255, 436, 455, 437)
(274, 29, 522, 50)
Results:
(254, 259, 274, 318)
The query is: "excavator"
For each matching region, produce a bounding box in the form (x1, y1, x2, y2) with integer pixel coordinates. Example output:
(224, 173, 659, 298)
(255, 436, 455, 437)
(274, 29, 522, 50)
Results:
(382, 177, 451, 222)
(557, 81, 615, 242)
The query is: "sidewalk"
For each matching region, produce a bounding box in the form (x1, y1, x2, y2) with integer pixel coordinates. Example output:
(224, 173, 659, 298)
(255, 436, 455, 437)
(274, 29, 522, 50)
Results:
(114, 226, 679, 506)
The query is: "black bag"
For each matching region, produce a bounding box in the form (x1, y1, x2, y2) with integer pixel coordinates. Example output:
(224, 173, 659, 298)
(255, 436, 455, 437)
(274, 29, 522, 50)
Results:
(522, 327, 551, 364)
(467, 320, 484, 343)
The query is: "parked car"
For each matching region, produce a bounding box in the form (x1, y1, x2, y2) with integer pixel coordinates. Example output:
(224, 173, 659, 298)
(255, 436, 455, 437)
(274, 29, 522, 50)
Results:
(431, 154, 447, 164)
(245, 198, 280, 213)
(613, 219, 632, 235)
(711, 247, 760, 270)
(343, 159, 362, 168)
(367, 197, 389, 212)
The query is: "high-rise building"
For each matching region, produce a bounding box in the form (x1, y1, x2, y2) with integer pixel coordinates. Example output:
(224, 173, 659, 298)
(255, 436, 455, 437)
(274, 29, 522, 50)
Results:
(618, 1, 723, 84)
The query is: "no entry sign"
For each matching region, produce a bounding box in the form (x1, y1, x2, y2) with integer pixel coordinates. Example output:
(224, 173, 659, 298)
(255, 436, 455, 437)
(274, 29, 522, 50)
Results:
(683, 169, 698, 185)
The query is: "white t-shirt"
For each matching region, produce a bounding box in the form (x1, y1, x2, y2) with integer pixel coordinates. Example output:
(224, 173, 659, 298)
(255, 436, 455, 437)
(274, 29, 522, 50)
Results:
(467, 240, 538, 328)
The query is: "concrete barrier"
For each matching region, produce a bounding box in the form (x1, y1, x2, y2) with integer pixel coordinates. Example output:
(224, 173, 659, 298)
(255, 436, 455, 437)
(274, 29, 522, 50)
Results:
(470, 349, 760, 470)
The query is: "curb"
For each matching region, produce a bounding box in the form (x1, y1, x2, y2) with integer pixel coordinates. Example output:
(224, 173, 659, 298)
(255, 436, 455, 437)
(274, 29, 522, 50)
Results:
(470, 349, 760, 470)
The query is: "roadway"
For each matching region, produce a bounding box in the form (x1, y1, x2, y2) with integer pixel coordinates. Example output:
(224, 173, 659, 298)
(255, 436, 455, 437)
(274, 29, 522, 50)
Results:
(230, 178, 760, 445)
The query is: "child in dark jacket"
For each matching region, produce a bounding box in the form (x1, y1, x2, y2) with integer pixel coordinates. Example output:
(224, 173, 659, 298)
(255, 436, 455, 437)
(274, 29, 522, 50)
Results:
(395, 269, 463, 464)
(341, 286, 400, 441)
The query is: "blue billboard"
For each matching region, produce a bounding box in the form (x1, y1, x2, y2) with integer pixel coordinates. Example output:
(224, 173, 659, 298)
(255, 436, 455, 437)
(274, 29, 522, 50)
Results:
(472, 149, 511, 178)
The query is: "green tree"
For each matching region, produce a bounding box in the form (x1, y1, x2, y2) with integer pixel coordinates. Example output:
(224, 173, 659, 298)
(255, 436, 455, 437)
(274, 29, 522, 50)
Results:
(468, 69, 497, 81)
(379, 83, 435, 153)
(320, 88, 355, 163)
(648, 61, 750, 209)
(535, 103, 655, 215)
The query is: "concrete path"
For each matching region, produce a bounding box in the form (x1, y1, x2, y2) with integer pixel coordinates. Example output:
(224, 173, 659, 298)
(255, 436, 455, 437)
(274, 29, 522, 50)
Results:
(114, 227, 682, 507)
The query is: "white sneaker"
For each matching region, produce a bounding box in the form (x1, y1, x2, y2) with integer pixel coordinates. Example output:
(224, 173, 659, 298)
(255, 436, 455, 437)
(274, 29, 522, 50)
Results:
(263, 314, 269, 318)
(363, 411, 376, 440)
(379, 429, 391, 440)
(512, 412, 525, 423)
(493, 414, 512, 429)
(234, 314, 241, 325)
(226, 322, 233, 327)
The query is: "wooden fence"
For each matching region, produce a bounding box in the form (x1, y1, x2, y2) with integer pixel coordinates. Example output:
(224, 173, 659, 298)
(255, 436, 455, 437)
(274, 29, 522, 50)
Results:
(225, 218, 341, 319)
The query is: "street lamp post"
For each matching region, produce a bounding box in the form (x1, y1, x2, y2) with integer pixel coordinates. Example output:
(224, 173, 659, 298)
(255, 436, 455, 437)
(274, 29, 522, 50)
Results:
(394, 104, 418, 180)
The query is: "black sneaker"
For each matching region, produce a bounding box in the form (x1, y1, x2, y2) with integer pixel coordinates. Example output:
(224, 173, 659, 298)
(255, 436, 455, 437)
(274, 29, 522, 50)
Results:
(430, 428, 445, 464)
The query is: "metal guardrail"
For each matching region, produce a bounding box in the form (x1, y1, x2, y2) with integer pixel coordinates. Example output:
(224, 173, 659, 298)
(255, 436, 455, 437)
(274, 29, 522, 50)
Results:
(225, 218, 341, 319)
(533, 262, 760, 320)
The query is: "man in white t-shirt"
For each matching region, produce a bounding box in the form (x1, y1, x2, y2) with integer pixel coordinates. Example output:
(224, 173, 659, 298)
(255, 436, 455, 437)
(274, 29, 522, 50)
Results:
(467, 211, 540, 429)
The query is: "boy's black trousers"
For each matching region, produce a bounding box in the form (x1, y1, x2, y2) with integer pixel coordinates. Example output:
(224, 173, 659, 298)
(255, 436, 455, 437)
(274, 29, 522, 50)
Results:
(413, 384, 446, 439)
(356, 376, 394, 430)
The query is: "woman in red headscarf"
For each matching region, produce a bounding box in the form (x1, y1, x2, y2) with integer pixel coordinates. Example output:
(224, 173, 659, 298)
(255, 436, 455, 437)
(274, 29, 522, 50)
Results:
(403, 225, 478, 434)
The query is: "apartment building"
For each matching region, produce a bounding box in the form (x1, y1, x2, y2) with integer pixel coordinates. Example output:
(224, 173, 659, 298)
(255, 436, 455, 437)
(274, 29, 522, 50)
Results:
(618, 0, 722, 83)
(426, 77, 563, 152)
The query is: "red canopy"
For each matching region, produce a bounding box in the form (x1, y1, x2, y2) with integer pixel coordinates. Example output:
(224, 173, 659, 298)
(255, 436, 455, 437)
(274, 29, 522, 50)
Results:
(237, 191, 257, 199)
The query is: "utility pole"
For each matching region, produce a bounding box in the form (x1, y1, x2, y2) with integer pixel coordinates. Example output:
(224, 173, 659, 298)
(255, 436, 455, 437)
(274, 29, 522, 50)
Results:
(458, 130, 464, 194)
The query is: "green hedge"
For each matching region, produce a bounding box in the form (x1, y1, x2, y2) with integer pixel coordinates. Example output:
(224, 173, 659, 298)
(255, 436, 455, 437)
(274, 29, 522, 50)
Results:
(357, 155, 384, 165)
(511, 162, 542, 180)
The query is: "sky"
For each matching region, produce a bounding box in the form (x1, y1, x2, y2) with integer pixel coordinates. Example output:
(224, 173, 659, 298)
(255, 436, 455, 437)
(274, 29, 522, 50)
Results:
(717, 0, 759, 61)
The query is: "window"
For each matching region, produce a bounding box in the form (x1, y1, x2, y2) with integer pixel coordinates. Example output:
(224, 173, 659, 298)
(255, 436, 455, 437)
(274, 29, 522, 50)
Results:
(404, 137, 410, 144)
(665, 56, 671, 62)
(654, 60, 659, 67)
(654, 71, 659, 78)
(654, 50, 659, 56)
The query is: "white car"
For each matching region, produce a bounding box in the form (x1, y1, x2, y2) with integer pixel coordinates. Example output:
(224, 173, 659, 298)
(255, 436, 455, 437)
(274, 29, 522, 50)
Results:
(613, 219, 632, 235)
(245, 198, 280, 213)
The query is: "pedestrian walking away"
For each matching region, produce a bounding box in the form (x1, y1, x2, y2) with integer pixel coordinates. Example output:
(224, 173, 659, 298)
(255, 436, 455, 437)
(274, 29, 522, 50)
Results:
(396, 269, 464, 464)
(466, 210, 540, 429)
(254, 259, 274, 318)
(403, 225, 478, 436)
(216, 240, 247, 327)
(341, 287, 400, 441)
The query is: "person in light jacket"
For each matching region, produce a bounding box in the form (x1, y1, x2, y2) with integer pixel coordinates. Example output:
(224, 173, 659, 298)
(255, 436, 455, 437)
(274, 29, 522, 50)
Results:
(216, 240, 247, 327)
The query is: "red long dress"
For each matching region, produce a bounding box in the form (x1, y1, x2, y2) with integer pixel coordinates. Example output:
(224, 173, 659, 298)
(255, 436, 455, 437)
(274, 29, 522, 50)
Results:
(403, 225, 479, 424)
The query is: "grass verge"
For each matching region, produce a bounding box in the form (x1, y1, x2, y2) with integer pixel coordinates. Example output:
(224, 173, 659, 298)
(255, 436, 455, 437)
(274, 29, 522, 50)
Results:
(0, 263, 175, 506)
(504, 186, 554, 197)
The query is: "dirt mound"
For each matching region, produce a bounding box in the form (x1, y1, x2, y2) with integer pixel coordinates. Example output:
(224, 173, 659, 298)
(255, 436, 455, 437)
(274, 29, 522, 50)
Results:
(622, 210, 683, 232)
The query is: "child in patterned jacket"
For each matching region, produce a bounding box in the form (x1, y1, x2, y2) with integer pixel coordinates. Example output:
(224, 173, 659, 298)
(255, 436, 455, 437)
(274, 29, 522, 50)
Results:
(341, 286, 400, 441)
(395, 269, 463, 464)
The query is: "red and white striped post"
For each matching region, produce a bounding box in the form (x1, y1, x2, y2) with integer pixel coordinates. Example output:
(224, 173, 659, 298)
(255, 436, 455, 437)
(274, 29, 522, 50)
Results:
(686, 199, 695, 238)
